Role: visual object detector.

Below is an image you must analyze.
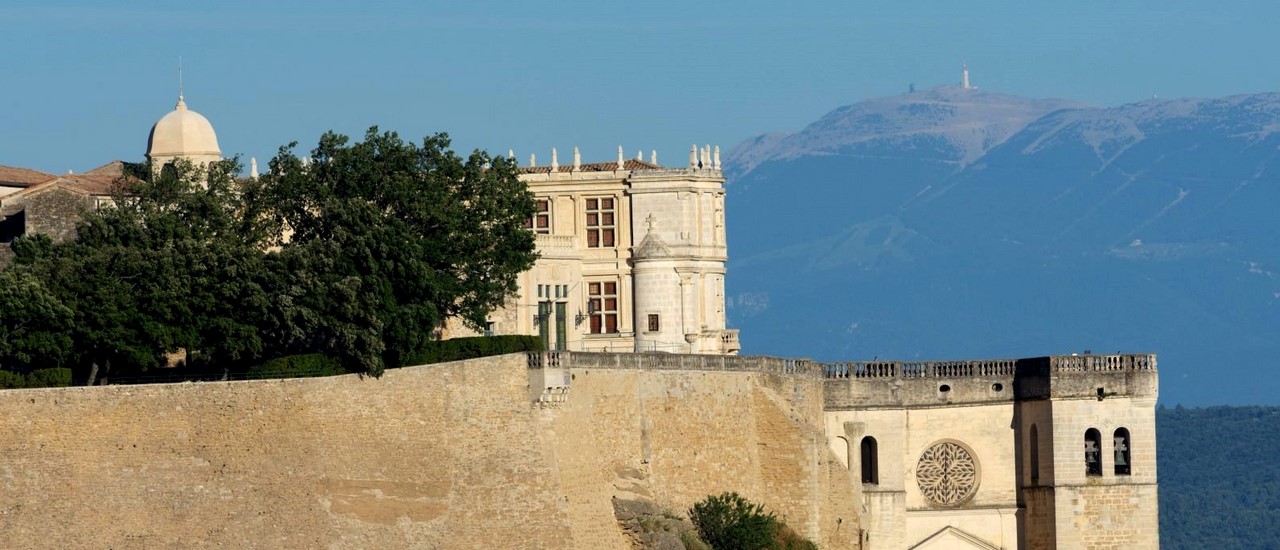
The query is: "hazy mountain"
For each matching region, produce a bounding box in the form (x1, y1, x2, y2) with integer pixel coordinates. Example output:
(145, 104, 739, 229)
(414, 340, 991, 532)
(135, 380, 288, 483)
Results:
(725, 87, 1280, 406)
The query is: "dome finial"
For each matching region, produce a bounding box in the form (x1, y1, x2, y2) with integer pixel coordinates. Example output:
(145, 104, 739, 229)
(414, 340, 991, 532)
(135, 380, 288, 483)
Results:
(177, 56, 185, 107)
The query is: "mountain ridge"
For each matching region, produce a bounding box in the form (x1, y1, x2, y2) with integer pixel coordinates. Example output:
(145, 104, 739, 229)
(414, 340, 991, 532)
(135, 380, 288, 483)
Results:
(724, 87, 1280, 406)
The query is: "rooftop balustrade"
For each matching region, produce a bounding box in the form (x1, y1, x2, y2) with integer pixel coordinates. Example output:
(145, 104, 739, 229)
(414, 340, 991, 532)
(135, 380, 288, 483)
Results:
(820, 354, 1156, 380)
(526, 351, 1156, 380)
(526, 351, 813, 376)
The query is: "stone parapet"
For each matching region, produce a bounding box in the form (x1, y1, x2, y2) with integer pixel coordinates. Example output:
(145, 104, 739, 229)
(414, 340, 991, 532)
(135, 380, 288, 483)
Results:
(526, 351, 815, 377)
(821, 354, 1158, 409)
(823, 359, 1015, 380)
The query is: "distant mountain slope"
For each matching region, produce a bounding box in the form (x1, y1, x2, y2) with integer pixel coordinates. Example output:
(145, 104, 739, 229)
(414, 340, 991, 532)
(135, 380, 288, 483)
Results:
(1158, 406, 1280, 549)
(725, 88, 1280, 405)
(726, 86, 1086, 178)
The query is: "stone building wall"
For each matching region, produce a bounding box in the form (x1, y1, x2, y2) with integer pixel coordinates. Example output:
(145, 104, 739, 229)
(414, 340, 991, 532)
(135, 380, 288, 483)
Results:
(0, 353, 857, 549)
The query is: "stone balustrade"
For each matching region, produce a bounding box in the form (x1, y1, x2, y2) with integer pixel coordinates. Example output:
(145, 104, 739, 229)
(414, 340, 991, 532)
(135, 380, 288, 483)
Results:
(1050, 353, 1157, 372)
(527, 352, 1157, 381)
(822, 359, 1015, 380)
(526, 351, 814, 376)
(534, 234, 577, 251)
(719, 329, 741, 354)
(822, 354, 1156, 380)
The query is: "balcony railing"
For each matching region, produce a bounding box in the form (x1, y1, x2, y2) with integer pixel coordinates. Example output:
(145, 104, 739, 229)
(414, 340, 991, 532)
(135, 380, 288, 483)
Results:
(534, 234, 577, 251)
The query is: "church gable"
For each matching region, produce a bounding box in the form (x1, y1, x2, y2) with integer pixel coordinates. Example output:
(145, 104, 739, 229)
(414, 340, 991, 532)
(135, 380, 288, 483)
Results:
(909, 526, 1002, 550)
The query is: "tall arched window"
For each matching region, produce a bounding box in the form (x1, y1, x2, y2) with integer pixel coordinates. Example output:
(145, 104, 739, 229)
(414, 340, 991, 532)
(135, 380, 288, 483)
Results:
(860, 436, 879, 485)
(1114, 428, 1131, 476)
(1084, 428, 1103, 477)
(1030, 424, 1040, 485)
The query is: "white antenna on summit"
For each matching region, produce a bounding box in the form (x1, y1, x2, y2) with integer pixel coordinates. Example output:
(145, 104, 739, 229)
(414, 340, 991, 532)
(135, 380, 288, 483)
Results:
(962, 63, 971, 90)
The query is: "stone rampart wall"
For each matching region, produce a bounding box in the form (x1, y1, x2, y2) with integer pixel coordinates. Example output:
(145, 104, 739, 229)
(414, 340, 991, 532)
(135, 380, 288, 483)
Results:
(0, 353, 857, 549)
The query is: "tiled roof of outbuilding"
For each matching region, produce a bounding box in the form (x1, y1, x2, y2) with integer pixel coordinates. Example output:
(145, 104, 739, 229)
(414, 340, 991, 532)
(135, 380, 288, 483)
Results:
(0, 165, 55, 188)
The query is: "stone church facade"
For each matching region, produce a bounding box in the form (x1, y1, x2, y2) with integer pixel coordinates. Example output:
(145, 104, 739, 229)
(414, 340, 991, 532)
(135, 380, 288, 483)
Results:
(824, 354, 1159, 549)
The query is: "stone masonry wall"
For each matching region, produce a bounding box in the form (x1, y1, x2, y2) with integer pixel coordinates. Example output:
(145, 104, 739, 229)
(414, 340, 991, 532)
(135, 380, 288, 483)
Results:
(0, 354, 857, 549)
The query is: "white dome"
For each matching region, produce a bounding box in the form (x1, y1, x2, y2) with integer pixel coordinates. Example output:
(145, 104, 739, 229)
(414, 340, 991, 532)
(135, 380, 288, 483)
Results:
(146, 96, 221, 160)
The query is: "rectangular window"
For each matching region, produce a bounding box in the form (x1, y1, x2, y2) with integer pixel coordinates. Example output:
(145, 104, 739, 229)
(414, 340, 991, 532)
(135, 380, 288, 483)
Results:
(588, 281, 619, 333)
(585, 197, 615, 248)
(555, 302, 567, 351)
(523, 199, 551, 234)
(537, 301, 552, 349)
(647, 314, 660, 333)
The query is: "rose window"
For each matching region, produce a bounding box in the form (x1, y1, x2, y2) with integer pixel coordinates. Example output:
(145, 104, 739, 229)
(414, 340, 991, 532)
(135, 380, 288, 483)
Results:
(915, 441, 979, 507)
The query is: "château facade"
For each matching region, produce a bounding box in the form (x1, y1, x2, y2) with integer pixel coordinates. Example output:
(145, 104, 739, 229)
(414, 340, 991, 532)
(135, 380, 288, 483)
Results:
(447, 146, 739, 355)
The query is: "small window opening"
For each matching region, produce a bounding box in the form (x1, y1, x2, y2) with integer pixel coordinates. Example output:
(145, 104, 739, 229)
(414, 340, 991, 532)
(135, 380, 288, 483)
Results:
(647, 314, 660, 333)
(939, 384, 951, 393)
(991, 382, 1004, 392)
(1030, 424, 1040, 485)
(1114, 428, 1131, 476)
(1085, 428, 1103, 477)
(860, 436, 879, 484)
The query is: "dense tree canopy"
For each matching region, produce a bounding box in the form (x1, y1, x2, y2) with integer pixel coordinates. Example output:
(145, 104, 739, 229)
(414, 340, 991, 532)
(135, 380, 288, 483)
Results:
(257, 128, 537, 373)
(0, 128, 537, 382)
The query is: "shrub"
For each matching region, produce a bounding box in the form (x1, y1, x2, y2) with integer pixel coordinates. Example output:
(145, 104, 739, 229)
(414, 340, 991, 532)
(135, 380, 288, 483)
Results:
(402, 335, 543, 367)
(0, 369, 26, 389)
(25, 368, 72, 388)
(680, 529, 713, 550)
(689, 492, 781, 550)
(775, 524, 819, 550)
(245, 353, 347, 379)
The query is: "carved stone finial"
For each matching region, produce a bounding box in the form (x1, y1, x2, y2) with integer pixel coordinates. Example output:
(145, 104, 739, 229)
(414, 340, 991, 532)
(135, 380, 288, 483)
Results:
(250, 157, 259, 180)
(713, 146, 721, 170)
(551, 148, 559, 170)
(530, 153, 537, 167)
(651, 150, 657, 165)
(617, 146, 624, 169)
(689, 145, 697, 168)
(702, 145, 711, 168)
(573, 147, 581, 171)
(636, 150, 643, 161)
(508, 149, 515, 160)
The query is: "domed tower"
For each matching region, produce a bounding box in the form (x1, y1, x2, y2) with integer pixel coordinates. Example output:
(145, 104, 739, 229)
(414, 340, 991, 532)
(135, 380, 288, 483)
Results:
(146, 95, 221, 172)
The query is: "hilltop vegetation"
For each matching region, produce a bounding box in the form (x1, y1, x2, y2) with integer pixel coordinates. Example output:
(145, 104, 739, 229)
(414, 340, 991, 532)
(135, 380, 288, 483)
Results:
(1158, 406, 1280, 548)
(0, 128, 537, 383)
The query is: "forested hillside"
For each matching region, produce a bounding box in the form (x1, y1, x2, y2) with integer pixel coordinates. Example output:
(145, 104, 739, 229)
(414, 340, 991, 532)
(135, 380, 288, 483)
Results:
(1159, 406, 1280, 548)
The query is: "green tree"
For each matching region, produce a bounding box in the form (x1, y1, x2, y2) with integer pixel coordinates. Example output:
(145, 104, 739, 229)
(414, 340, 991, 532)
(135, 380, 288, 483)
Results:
(12, 158, 271, 383)
(257, 128, 537, 374)
(0, 267, 73, 371)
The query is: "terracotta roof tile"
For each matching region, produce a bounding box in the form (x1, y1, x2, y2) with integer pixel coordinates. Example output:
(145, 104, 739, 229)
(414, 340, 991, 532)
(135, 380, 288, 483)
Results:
(84, 161, 125, 176)
(518, 158, 662, 175)
(59, 174, 121, 195)
(0, 165, 55, 187)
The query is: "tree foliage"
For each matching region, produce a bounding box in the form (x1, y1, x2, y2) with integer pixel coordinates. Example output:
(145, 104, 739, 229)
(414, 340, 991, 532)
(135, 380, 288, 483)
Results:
(0, 127, 537, 382)
(256, 128, 536, 374)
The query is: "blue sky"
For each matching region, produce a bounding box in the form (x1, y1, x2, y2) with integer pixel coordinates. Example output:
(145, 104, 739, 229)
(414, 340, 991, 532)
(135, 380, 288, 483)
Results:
(2, 0, 1278, 174)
